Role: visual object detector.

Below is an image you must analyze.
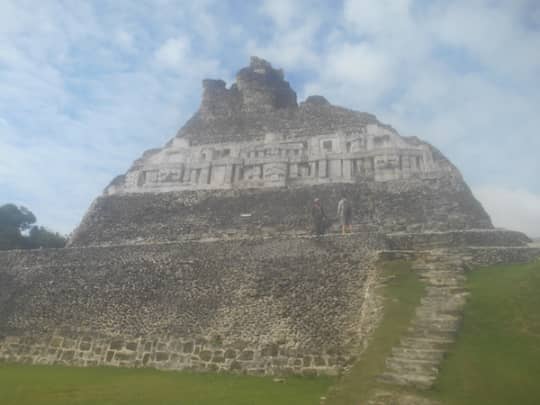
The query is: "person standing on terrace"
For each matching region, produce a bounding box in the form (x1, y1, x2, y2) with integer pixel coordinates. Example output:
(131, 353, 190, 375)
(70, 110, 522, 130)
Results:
(337, 194, 353, 234)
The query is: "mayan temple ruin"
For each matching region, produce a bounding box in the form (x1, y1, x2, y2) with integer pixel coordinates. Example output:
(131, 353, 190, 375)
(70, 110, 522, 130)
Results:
(70, 57, 495, 246)
(1, 57, 538, 396)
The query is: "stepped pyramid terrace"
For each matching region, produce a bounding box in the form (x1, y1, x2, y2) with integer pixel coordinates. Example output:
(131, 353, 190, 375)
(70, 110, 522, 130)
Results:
(70, 57, 494, 247)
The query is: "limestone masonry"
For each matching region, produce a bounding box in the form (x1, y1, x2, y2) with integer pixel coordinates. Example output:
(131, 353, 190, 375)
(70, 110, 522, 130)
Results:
(0, 236, 383, 375)
(1, 58, 538, 383)
(70, 57, 491, 246)
(105, 57, 471, 198)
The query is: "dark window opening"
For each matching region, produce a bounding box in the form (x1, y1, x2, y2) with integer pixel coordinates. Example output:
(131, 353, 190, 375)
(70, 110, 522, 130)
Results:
(323, 140, 333, 152)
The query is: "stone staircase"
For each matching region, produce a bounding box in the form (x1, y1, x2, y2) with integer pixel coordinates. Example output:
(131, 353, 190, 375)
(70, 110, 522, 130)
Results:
(367, 251, 468, 404)
(366, 390, 438, 405)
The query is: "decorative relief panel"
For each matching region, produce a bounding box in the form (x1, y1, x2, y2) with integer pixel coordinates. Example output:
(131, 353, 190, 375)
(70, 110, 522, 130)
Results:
(106, 127, 439, 195)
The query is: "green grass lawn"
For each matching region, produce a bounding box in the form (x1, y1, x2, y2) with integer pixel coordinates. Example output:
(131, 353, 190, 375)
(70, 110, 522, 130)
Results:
(0, 364, 333, 405)
(325, 258, 540, 405)
(324, 260, 425, 404)
(428, 259, 540, 405)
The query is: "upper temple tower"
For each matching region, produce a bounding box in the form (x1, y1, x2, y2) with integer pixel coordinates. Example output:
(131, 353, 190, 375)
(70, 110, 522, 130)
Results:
(104, 58, 444, 194)
(235, 56, 297, 113)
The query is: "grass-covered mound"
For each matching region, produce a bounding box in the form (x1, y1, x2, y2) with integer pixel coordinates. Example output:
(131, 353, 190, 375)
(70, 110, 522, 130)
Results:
(429, 260, 540, 404)
(0, 365, 333, 405)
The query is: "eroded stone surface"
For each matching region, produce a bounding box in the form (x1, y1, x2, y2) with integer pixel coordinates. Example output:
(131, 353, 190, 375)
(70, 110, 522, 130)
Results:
(0, 233, 538, 377)
(105, 58, 466, 195)
(0, 234, 382, 375)
(69, 57, 494, 248)
(70, 182, 492, 247)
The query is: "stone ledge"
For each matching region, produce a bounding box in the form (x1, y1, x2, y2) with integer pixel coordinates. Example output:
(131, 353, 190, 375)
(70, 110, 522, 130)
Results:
(69, 180, 492, 247)
(0, 333, 346, 376)
(0, 234, 380, 376)
(386, 229, 530, 250)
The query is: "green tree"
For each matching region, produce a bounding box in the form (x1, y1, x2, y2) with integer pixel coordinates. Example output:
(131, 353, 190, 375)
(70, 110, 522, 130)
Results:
(27, 226, 67, 249)
(0, 204, 66, 250)
(0, 204, 36, 230)
(0, 204, 36, 250)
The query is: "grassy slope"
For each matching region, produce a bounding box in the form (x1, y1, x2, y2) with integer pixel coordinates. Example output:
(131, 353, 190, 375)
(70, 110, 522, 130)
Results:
(428, 260, 540, 405)
(326, 259, 540, 405)
(0, 365, 333, 405)
(324, 260, 425, 404)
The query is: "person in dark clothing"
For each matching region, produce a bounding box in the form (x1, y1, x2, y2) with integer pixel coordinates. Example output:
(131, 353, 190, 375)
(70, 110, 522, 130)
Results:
(311, 198, 327, 235)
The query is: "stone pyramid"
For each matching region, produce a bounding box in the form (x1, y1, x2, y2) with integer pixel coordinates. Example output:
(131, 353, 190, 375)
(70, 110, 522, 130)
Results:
(69, 57, 492, 246)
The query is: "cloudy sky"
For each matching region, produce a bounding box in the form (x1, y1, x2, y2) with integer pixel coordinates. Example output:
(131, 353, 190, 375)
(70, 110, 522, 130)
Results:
(1, 0, 539, 237)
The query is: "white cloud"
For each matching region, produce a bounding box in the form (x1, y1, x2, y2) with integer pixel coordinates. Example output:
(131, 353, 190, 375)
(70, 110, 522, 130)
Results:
(427, 1, 540, 79)
(246, 21, 321, 70)
(154, 36, 191, 69)
(302, 41, 395, 105)
(301, 0, 431, 107)
(154, 35, 222, 79)
(114, 29, 135, 51)
(344, 0, 413, 36)
(249, 0, 326, 71)
(474, 186, 540, 238)
(260, 0, 296, 28)
(327, 43, 390, 85)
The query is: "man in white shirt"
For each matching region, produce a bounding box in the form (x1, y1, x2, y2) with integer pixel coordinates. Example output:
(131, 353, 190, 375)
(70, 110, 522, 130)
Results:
(337, 194, 353, 235)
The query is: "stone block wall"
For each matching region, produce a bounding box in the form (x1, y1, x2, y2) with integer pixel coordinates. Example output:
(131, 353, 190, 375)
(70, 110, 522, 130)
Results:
(0, 234, 384, 375)
(462, 246, 540, 267)
(0, 333, 349, 376)
(70, 179, 491, 247)
(379, 246, 540, 268)
(386, 229, 530, 250)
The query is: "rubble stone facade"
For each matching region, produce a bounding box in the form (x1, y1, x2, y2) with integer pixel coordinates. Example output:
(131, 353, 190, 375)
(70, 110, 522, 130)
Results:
(105, 125, 438, 194)
(106, 58, 449, 196)
(72, 57, 493, 246)
(0, 235, 383, 375)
